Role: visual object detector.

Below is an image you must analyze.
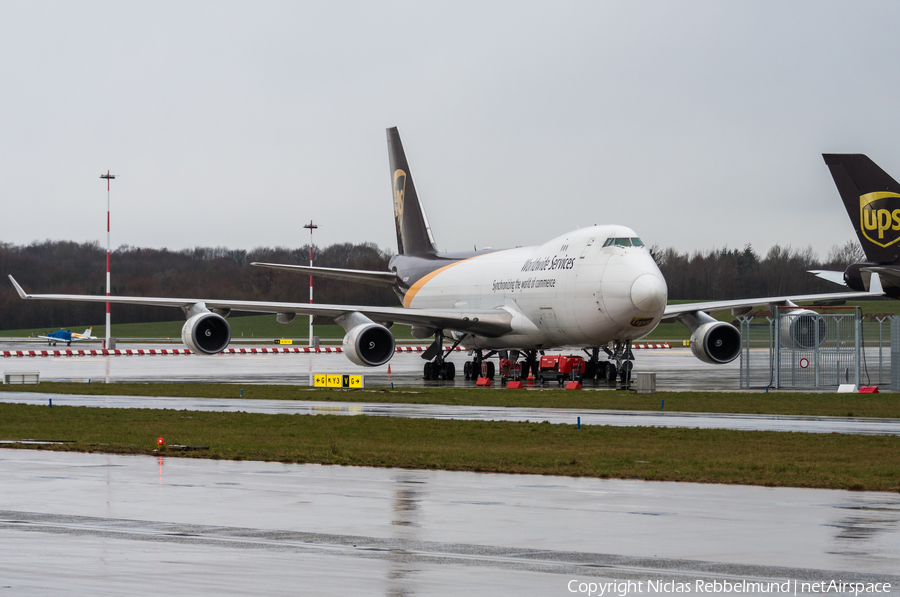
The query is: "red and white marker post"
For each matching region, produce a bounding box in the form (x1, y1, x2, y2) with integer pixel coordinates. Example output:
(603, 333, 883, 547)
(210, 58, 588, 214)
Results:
(303, 220, 318, 347)
(100, 171, 116, 349)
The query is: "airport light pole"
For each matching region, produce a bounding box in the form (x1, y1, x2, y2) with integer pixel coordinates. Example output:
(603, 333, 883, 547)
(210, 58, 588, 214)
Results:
(100, 171, 116, 349)
(303, 220, 318, 347)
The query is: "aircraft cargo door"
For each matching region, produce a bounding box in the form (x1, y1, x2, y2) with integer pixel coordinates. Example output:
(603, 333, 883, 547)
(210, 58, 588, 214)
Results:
(573, 237, 610, 338)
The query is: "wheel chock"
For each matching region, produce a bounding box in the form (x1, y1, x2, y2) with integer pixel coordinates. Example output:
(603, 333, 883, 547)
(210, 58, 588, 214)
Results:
(859, 386, 880, 393)
(565, 381, 582, 390)
(476, 377, 492, 387)
(506, 381, 524, 389)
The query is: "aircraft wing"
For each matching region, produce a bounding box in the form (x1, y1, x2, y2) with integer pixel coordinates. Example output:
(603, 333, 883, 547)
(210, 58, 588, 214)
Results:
(8, 275, 512, 337)
(661, 276, 883, 321)
(250, 263, 400, 287)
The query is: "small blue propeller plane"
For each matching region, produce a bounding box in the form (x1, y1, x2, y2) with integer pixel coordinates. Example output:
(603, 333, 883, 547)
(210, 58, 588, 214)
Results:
(39, 328, 97, 347)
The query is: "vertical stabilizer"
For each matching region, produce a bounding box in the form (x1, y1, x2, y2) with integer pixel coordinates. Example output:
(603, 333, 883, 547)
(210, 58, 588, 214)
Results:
(387, 127, 438, 255)
(824, 153, 900, 264)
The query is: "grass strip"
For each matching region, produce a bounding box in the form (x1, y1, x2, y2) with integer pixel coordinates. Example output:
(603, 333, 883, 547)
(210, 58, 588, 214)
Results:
(3, 382, 900, 419)
(1, 403, 897, 491)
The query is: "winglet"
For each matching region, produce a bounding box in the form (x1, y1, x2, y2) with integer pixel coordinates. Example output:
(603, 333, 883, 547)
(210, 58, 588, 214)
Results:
(869, 272, 884, 294)
(8, 275, 28, 299)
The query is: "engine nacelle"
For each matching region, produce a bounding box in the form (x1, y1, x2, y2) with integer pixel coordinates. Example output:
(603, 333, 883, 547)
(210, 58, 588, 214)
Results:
(690, 321, 741, 364)
(779, 309, 826, 350)
(182, 312, 231, 354)
(343, 322, 396, 367)
(843, 263, 866, 292)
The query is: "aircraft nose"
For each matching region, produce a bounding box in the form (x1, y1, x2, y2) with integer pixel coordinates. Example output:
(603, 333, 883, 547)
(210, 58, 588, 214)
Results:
(630, 273, 667, 313)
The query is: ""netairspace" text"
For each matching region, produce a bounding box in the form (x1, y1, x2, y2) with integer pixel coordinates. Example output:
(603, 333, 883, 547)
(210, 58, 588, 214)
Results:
(566, 579, 892, 596)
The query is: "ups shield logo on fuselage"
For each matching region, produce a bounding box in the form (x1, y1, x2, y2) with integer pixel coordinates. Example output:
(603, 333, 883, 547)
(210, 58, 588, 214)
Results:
(860, 191, 900, 248)
(393, 170, 406, 221)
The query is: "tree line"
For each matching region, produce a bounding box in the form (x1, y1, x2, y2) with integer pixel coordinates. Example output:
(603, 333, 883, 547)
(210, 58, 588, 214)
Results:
(0, 239, 866, 330)
(0, 241, 397, 330)
(653, 240, 865, 300)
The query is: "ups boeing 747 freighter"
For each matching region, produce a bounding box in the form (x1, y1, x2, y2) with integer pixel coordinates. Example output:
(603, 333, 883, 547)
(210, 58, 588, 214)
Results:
(9, 129, 882, 381)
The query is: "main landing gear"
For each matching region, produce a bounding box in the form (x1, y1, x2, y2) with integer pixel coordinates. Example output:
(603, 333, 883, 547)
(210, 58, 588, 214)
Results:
(519, 350, 539, 381)
(422, 330, 464, 381)
(462, 349, 495, 380)
(461, 349, 538, 382)
(582, 341, 634, 385)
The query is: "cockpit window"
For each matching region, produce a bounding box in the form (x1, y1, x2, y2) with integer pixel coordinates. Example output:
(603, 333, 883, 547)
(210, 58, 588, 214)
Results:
(604, 237, 645, 248)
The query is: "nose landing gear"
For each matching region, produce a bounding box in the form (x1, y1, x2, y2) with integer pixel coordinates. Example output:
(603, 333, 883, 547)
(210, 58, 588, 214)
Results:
(608, 340, 634, 386)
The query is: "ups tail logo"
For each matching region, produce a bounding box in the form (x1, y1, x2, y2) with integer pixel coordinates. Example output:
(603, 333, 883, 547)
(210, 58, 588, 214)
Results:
(861, 192, 900, 248)
(393, 170, 406, 220)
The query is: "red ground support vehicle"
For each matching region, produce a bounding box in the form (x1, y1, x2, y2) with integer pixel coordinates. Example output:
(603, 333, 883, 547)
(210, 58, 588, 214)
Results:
(499, 358, 523, 384)
(537, 355, 586, 385)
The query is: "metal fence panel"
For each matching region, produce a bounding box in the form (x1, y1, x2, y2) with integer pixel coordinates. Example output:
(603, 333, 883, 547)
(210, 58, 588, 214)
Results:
(741, 316, 891, 390)
(739, 317, 776, 389)
(773, 308, 860, 389)
(892, 316, 900, 391)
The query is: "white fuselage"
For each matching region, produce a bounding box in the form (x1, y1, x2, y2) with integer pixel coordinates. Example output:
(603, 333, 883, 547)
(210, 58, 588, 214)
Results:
(402, 225, 668, 350)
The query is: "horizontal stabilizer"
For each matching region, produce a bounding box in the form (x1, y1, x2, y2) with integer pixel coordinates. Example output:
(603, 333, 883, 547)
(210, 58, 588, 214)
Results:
(808, 270, 847, 286)
(250, 263, 399, 287)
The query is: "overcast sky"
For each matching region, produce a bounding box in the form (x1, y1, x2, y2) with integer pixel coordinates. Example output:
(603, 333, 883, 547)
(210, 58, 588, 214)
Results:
(2, 1, 899, 260)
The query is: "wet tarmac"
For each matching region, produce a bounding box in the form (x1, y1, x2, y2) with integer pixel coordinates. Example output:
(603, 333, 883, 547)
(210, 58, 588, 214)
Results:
(1, 449, 899, 596)
(4, 344, 899, 594)
(0, 340, 892, 394)
(3, 392, 899, 437)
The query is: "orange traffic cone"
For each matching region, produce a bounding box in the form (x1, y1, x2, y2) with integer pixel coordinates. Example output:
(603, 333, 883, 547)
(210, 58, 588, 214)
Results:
(387, 364, 392, 379)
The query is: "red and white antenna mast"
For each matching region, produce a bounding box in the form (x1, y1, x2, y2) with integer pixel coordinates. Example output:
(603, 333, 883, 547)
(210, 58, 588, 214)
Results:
(303, 220, 318, 347)
(100, 171, 116, 348)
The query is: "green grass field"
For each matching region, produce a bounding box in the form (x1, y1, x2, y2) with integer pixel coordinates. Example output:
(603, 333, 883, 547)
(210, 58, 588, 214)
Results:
(1, 403, 896, 491)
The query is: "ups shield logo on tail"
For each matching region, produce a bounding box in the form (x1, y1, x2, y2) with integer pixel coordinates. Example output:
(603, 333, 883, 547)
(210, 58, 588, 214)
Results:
(393, 170, 406, 221)
(860, 192, 900, 248)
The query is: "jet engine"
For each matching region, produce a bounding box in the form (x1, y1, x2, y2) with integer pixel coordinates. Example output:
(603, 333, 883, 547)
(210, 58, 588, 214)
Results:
(779, 309, 827, 350)
(182, 312, 231, 354)
(343, 321, 396, 367)
(690, 321, 741, 364)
